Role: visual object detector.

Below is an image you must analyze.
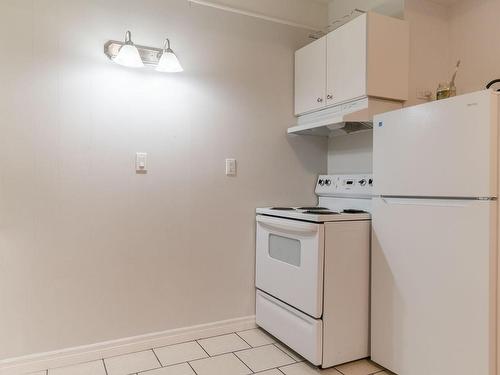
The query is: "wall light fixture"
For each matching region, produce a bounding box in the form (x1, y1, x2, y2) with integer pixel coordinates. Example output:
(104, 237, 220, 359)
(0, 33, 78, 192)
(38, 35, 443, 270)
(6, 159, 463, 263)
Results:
(156, 39, 184, 73)
(104, 31, 183, 72)
(110, 31, 144, 68)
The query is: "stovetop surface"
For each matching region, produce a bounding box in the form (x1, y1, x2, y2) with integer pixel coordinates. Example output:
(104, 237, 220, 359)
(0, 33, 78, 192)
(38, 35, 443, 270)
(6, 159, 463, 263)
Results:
(256, 206, 371, 223)
(256, 174, 373, 223)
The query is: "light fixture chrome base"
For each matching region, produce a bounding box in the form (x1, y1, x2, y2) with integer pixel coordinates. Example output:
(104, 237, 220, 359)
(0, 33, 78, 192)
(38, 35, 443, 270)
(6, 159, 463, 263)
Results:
(104, 41, 163, 66)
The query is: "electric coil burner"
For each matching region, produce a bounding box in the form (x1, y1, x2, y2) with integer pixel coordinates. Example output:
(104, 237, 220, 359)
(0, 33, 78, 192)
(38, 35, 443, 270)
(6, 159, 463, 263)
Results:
(302, 210, 339, 215)
(297, 207, 329, 210)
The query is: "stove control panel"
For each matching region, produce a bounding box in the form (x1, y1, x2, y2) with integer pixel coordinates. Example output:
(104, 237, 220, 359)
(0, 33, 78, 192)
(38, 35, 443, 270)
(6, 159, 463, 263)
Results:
(315, 174, 373, 197)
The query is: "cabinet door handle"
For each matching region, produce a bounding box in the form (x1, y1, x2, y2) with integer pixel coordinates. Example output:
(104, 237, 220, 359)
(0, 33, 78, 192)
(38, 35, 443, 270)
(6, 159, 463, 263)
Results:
(327, 94, 333, 100)
(317, 98, 323, 103)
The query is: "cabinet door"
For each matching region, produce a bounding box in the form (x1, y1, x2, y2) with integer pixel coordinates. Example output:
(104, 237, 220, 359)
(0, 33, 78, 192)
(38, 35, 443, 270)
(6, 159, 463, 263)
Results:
(294, 36, 326, 115)
(327, 14, 367, 106)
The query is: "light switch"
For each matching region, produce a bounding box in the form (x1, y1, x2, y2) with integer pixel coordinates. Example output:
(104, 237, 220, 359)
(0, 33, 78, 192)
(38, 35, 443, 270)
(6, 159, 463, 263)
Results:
(225, 158, 237, 176)
(136, 152, 147, 172)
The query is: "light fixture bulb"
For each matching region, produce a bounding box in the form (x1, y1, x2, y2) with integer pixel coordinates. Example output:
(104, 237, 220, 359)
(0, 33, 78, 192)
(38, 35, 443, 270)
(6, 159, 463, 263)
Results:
(156, 39, 184, 73)
(113, 31, 144, 68)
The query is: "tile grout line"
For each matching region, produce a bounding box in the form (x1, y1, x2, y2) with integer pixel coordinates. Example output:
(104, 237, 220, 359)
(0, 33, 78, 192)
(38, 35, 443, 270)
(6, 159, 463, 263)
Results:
(271, 343, 298, 363)
(186, 351, 256, 375)
(234, 331, 254, 348)
(151, 348, 163, 367)
(102, 358, 109, 375)
(153, 330, 243, 352)
(123, 371, 155, 375)
(232, 343, 277, 355)
(149, 330, 253, 353)
(234, 330, 278, 349)
(137, 359, 204, 375)
(47, 357, 112, 372)
(254, 369, 281, 375)
(102, 340, 207, 374)
(197, 331, 243, 342)
(237, 328, 262, 334)
(186, 361, 200, 375)
(234, 328, 282, 351)
(102, 348, 161, 361)
(119, 360, 163, 375)
(194, 339, 212, 358)
(186, 349, 258, 364)
(231, 351, 256, 374)
(334, 364, 385, 375)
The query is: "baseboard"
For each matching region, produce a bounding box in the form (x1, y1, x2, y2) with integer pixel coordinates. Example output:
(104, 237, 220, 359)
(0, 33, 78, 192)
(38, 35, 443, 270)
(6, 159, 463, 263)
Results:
(0, 316, 256, 375)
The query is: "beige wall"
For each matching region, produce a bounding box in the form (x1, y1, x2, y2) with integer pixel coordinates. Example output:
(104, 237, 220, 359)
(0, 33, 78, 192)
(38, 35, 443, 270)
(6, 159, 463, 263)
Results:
(403, 0, 500, 103)
(327, 132, 373, 174)
(0, 0, 327, 360)
(449, 0, 500, 94)
(404, 0, 450, 106)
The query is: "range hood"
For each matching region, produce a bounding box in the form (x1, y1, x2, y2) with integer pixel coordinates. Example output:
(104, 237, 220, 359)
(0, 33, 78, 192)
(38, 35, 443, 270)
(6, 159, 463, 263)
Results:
(288, 97, 402, 136)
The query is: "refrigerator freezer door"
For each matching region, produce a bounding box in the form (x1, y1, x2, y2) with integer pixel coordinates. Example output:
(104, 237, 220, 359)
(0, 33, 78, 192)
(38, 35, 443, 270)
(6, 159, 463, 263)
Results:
(373, 90, 498, 198)
(371, 197, 497, 375)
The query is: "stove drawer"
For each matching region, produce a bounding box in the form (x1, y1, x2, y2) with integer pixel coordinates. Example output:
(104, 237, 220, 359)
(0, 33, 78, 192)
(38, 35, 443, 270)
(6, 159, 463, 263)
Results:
(256, 215, 324, 318)
(256, 290, 323, 366)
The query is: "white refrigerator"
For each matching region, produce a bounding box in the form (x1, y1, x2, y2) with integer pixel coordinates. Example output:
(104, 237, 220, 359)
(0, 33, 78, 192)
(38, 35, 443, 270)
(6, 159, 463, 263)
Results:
(371, 90, 499, 375)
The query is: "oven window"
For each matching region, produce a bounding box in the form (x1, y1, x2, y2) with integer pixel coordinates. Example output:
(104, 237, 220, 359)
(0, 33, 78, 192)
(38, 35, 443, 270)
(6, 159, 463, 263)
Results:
(268, 234, 301, 267)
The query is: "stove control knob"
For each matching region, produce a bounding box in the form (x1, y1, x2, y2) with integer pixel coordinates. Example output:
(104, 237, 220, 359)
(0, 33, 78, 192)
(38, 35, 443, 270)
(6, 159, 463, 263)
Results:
(325, 179, 332, 186)
(369, 179, 373, 186)
(318, 179, 325, 186)
(359, 179, 367, 186)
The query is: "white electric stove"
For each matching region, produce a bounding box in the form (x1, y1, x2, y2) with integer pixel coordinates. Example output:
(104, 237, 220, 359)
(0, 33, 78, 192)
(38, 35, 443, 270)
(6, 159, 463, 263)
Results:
(255, 174, 373, 368)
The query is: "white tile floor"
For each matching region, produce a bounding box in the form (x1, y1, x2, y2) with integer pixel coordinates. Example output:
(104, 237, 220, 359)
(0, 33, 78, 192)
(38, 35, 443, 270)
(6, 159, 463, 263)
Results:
(40, 328, 391, 375)
(155, 341, 208, 366)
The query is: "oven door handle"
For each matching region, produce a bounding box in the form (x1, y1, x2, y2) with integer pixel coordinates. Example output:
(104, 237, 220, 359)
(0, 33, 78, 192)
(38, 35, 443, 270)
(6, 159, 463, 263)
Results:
(256, 215, 319, 234)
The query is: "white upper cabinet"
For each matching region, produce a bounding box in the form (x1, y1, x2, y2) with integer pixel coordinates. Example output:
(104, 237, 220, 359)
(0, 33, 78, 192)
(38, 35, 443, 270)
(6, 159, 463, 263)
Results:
(294, 36, 327, 116)
(295, 13, 409, 116)
(327, 14, 367, 106)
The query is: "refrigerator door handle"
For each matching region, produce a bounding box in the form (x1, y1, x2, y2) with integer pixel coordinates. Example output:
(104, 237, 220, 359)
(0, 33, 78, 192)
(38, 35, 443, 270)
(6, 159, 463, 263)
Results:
(381, 197, 476, 208)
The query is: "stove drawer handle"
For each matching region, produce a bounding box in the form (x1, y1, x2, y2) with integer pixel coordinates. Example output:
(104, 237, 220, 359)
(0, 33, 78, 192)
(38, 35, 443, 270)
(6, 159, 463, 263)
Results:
(258, 290, 316, 325)
(256, 215, 319, 234)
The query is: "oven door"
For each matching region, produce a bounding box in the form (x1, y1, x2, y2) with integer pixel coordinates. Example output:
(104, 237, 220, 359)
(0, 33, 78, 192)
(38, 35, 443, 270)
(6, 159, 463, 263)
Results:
(256, 215, 324, 318)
